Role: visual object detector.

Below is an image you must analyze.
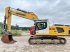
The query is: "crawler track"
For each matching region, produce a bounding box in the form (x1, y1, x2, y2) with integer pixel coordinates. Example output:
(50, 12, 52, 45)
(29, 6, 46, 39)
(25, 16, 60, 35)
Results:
(28, 36, 66, 44)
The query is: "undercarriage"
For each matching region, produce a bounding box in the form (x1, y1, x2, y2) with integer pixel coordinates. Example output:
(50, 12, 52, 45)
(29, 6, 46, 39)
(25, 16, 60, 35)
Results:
(28, 36, 66, 44)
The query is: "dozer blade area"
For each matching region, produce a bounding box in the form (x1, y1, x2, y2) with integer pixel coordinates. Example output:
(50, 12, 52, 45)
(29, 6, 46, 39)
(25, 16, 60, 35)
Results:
(1, 32, 16, 44)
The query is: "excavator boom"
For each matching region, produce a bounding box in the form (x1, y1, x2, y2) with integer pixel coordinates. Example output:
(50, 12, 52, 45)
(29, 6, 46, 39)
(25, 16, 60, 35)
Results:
(2, 7, 38, 44)
(5, 7, 38, 32)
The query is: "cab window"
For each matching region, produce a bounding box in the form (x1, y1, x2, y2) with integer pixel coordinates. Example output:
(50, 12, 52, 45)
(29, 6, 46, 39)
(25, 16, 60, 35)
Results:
(56, 27, 64, 33)
(36, 22, 47, 30)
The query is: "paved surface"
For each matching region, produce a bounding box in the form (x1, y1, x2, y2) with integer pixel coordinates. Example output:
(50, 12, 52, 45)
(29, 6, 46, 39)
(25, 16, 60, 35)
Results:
(0, 36, 70, 52)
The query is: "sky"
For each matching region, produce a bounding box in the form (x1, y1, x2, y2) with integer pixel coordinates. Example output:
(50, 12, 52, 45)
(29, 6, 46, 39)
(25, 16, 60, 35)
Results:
(0, 0, 70, 27)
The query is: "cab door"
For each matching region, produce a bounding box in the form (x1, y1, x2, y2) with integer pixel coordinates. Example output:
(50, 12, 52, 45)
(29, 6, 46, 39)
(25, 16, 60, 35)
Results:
(35, 21, 49, 34)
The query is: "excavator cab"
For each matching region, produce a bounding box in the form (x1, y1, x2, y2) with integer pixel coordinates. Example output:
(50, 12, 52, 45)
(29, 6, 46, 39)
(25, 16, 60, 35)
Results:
(30, 19, 49, 35)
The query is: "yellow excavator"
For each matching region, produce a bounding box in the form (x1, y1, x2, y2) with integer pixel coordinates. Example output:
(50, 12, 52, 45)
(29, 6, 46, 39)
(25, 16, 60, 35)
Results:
(1, 7, 70, 44)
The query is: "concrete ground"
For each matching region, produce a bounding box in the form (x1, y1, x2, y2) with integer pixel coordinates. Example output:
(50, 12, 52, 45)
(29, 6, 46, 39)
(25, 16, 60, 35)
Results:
(0, 36, 70, 52)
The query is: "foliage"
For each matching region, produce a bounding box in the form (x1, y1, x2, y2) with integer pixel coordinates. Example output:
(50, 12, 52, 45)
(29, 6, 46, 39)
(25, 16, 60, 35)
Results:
(11, 25, 30, 31)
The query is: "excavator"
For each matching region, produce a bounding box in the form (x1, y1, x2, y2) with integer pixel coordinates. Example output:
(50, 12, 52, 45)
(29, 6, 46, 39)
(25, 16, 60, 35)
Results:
(1, 7, 69, 44)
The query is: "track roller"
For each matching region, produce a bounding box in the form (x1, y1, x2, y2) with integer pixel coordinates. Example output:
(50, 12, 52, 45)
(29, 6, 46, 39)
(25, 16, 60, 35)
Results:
(1, 32, 16, 44)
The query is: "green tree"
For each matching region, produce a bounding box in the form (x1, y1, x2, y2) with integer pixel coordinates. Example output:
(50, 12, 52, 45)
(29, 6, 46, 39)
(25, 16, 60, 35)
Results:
(15, 24, 19, 30)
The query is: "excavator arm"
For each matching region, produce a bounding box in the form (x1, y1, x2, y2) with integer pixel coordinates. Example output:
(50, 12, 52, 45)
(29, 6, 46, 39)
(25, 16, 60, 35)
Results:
(2, 7, 38, 44)
(5, 7, 38, 32)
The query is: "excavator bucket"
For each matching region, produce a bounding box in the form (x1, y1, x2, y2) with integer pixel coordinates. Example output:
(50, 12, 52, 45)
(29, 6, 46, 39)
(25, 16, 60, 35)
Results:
(1, 32, 16, 44)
